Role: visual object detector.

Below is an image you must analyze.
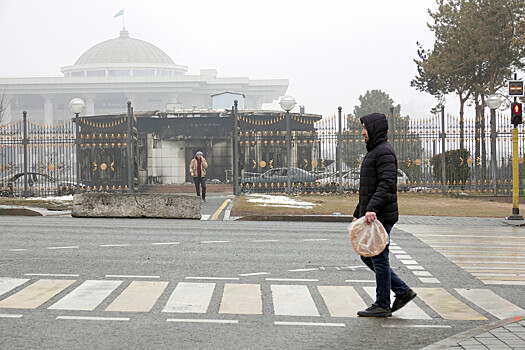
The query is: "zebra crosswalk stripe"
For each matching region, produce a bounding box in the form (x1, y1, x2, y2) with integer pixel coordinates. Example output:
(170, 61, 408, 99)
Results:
(48, 280, 122, 311)
(106, 281, 169, 312)
(317, 286, 366, 318)
(219, 284, 262, 315)
(455, 288, 525, 320)
(271, 285, 319, 317)
(413, 287, 487, 321)
(0, 278, 29, 297)
(0, 279, 76, 309)
(162, 282, 215, 313)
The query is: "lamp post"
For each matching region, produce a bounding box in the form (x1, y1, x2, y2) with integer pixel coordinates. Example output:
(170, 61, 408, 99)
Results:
(69, 98, 85, 194)
(486, 94, 502, 195)
(280, 96, 296, 195)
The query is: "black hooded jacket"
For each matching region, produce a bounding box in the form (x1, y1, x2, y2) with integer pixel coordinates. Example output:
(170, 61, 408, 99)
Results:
(352, 113, 399, 224)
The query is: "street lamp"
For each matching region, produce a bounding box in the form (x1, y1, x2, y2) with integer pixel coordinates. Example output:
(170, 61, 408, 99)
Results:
(69, 98, 85, 194)
(486, 94, 502, 196)
(280, 96, 296, 194)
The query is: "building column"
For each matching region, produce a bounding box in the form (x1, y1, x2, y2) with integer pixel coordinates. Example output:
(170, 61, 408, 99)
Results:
(43, 95, 54, 125)
(86, 96, 95, 116)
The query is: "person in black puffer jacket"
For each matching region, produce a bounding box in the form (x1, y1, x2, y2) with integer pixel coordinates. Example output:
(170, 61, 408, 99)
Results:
(353, 113, 417, 318)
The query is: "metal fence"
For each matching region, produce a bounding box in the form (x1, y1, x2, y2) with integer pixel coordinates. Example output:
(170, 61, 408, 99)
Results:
(0, 105, 138, 197)
(235, 108, 524, 196)
(0, 112, 77, 197)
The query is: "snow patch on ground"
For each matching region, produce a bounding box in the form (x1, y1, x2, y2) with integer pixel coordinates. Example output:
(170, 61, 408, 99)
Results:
(245, 194, 316, 209)
(25, 195, 74, 202)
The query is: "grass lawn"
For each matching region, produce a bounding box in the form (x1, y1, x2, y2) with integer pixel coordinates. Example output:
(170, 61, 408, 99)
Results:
(231, 192, 525, 218)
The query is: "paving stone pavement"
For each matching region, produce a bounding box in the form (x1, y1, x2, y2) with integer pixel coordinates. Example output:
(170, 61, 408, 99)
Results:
(422, 317, 525, 350)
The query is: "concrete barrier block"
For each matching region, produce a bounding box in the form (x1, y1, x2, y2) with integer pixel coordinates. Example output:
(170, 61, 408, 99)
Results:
(72, 193, 201, 219)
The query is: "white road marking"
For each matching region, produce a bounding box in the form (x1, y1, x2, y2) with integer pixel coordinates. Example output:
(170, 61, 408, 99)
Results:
(0, 278, 30, 297)
(395, 255, 412, 259)
(302, 239, 329, 242)
(106, 281, 169, 312)
(400, 260, 419, 265)
(252, 240, 280, 243)
(151, 242, 180, 246)
(219, 284, 262, 315)
(483, 280, 525, 285)
(318, 286, 367, 318)
(200, 215, 210, 221)
(363, 287, 431, 320)
(406, 265, 425, 270)
(167, 318, 238, 324)
(0, 314, 23, 318)
(7, 249, 26, 252)
(186, 277, 239, 281)
(25, 273, 79, 277)
(382, 324, 451, 328)
(48, 280, 122, 311)
(163, 282, 215, 313)
(238, 272, 270, 276)
(266, 278, 318, 282)
(47, 246, 79, 250)
(275, 321, 345, 327)
(456, 288, 525, 319)
(413, 271, 433, 277)
(0, 279, 76, 309)
(100, 244, 130, 247)
(56, 316, 130, 321)
(105, 275, 160, 279)
(419, 277, 441, 284)
(201, 241, 230, 244)
(271, 285, 319, 317)
(288, 268, 319, 272)
(345, 280, 375, 283)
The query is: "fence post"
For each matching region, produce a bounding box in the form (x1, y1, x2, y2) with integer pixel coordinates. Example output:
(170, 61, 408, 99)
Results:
(441, 107, 447, 195)
(286, 111, 291, 194)
(490, 108, 497, 194)
(22, 111, 28, 197)
(337, 107, 343, 194)
(232, 100, 239, 195)
(126, 101, 133, 193)
(75, 112, 81, 194)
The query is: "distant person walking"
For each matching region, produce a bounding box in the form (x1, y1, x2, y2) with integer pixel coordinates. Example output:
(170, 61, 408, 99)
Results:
(353, 112, 416, 317)
(189, 151, 208, 202)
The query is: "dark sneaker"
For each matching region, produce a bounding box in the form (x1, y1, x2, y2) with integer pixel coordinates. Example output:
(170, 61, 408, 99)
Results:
(202, 198, 206, 203)
(357, 304, 392, 317)
(392, 289, 417, 313)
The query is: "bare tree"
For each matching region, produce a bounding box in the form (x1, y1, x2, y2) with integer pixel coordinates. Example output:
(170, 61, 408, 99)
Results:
(0, 87, 8, 125)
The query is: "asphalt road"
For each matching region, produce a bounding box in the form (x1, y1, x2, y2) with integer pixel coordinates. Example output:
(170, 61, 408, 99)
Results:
(0, 215, 524, 350)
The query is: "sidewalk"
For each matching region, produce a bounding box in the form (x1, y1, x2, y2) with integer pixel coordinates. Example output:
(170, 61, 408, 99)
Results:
(422, 317, 525, 350)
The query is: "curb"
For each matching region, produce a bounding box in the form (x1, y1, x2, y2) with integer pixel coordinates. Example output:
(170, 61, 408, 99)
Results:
(235, 215, 353, 222)
(420, 316, 525, 350)
(0, 207, 43, 216)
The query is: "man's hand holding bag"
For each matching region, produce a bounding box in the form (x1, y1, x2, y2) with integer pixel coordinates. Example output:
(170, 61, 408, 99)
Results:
(348, 217, 389, 257)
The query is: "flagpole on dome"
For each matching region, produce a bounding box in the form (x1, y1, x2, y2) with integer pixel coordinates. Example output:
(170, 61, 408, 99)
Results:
(114, 9, 125, 30)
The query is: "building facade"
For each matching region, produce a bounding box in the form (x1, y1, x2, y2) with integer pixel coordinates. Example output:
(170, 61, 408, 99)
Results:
(0, 29, 288, 124)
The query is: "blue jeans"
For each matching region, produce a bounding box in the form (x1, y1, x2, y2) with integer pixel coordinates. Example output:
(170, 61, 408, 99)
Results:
(360, 223, 410, 309)
(193, 176, 206, 200)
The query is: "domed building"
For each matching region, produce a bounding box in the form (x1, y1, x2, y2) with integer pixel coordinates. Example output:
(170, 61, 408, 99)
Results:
(0, 30, 288, 123)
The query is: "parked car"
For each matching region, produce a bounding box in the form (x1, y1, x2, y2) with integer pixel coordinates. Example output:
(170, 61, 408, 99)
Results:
(318, 168, 410, 192)
(0, 172, 81, 197)
(242, 167, 320, 193)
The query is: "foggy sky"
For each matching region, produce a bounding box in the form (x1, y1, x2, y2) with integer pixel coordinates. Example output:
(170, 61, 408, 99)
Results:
(0, 0, 447, 118)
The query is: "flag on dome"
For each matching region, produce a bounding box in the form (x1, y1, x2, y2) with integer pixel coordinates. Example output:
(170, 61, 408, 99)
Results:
(114, 9, 124, 17)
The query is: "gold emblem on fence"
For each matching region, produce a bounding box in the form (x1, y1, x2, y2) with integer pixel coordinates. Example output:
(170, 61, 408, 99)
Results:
(48, 164, 55, 171)
(100, 163, 107, 171)
(259, 161, 267, 168)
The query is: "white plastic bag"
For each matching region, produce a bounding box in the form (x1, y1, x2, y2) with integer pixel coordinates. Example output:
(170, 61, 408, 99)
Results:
(348, 217, 389, 257)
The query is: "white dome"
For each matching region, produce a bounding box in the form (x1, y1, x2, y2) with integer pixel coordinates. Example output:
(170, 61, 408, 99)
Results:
(61, 30, 187, 77)
(75, 30, 174, 65)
